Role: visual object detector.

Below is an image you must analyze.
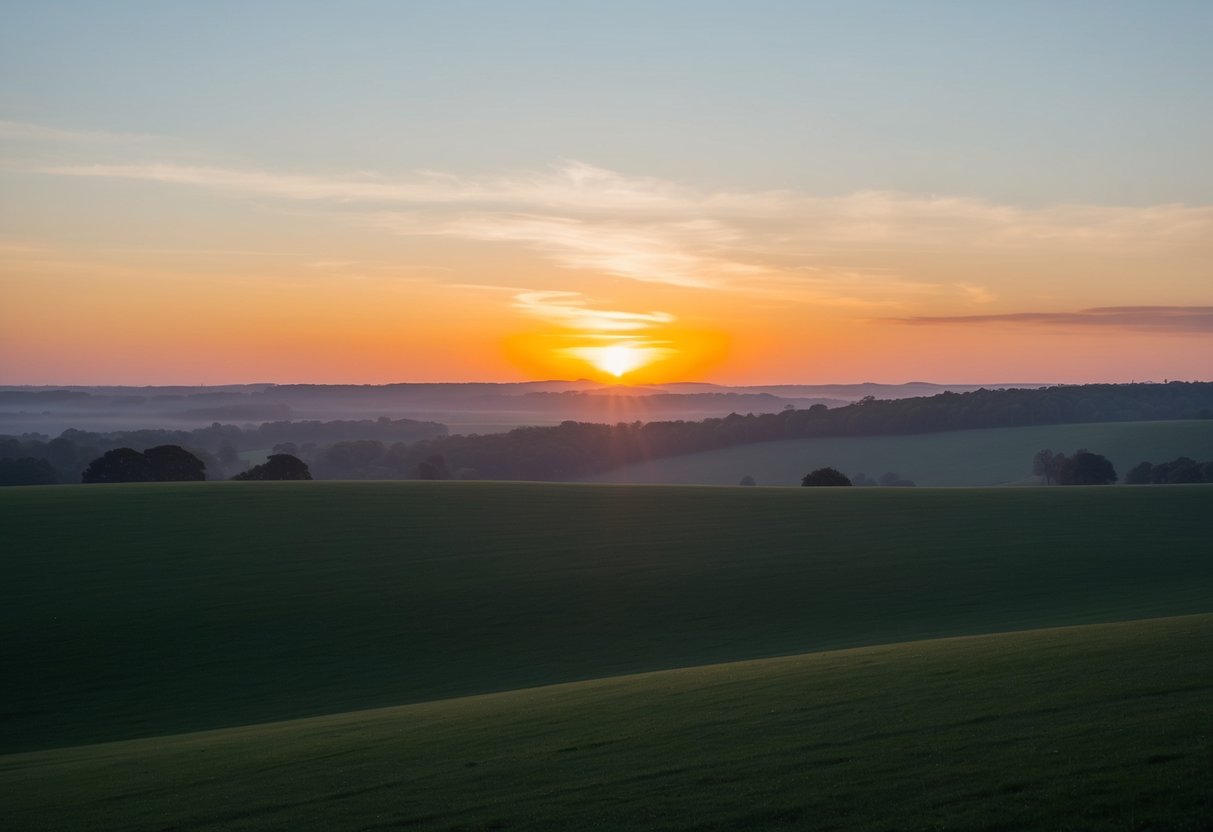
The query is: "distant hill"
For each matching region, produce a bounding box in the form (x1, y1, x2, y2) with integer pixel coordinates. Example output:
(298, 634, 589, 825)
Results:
(590, 419, 1213, 486)
(0, 378, 1037, 434)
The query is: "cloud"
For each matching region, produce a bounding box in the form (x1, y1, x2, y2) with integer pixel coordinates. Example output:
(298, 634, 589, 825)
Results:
(513, 291, 676, 331)
(36, 157, 1213, 296)
(891, 306, 1213, 333)
(0, 120, 161, 144)
(380, 212, 768, 289)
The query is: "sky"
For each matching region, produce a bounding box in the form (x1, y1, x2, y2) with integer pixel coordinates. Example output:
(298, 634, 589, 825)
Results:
(1, 0, 1211, 385)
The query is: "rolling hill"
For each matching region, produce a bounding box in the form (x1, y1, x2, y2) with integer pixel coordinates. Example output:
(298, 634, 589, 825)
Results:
(3, 614, 1211, 831)
(4, 481, 1212, 830)
(589, 419, 1213, 486)
(4, 481, 1213, 754)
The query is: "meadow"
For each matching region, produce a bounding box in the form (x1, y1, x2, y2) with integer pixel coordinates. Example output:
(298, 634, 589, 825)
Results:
(3, 481, 1212, 829)
(590, 419, 1213, 486)
(3, 615, 1211, 830)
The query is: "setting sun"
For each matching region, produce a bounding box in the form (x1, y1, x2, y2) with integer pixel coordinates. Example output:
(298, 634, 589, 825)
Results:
(581, 344, 653, 378)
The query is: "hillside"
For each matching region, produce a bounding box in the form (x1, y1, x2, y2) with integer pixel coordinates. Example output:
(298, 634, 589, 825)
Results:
(4, 614, 1211, 831)
(591, 419, 1213, 486)
(4, 481, 1213, 753)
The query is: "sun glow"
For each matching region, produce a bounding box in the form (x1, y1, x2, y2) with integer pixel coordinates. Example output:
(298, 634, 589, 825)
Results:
(565, 342, 662, 378)
(594, 344, 648, 377)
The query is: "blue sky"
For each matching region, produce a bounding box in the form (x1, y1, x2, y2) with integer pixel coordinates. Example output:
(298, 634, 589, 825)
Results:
(4, 0, 1210, 203)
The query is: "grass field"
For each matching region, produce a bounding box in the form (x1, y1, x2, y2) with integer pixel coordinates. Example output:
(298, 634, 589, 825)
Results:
(4, 481, 1213, 754)
(589, 419, 1213, 486)
(4, 481, 1212, 830)
(3, 614, 1211, 831)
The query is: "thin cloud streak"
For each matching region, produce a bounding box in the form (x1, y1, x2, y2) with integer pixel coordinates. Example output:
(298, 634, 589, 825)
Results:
(1, 120, 161, 144)
(513, 291, 676, 331)
(891, 306, 1213, 333)
(38, 158, 1213, 296)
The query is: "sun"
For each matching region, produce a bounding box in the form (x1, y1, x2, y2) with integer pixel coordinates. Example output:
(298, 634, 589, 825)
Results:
(591, 344, 652, 378)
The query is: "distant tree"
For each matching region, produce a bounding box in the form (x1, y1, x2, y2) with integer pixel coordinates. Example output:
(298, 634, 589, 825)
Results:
(232, 453, 312, 481)
(0, 457, 57, 486)
(802, 467, 852, 487)
(82, 448, 156, 483)
(1055, 451, 1117, 485)
(416, 453, 449, 480)
(1124, 461, 1154, 485)
(851, 472, 877, 487)
(739, 474, 756, 486)
(879, 471, 915, 487)
(216, 444, 239, 465)
(271, 441, 298, 456)
(143, 445, 206, 481)
(1165, 458, 1204, 484)
(1032, 449, 1057, 484)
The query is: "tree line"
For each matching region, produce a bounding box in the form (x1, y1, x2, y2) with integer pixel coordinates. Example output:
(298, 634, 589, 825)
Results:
(1124, 457, 1213, 485)
(78, 446, 311, 483)
(3, 382, 1212, 485)
(312, 383, 1212, 482)
(0, 417, 441, 484)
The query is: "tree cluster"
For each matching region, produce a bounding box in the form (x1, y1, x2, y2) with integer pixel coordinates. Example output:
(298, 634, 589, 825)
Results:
(1032, 449, 1117, 485)
(801, 468, 852, 486)
(1123, 457, 1213, 485)
(231, 454, 312, 481)
(0, 417, 443, 484)
(81, 445, 206, 483)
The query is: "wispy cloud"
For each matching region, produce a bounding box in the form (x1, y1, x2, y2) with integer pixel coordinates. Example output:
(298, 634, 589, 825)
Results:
(891, 306, 1213, 333)
(513, 291, 676, 331)
(35, 158, 1213, 299)
(1, 120, 161, 144)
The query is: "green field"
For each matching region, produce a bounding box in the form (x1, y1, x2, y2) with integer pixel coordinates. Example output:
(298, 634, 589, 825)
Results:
(3, 481, 1212, 829)
(3, 615, 1211, 831)
(589, 419, 1213, 486)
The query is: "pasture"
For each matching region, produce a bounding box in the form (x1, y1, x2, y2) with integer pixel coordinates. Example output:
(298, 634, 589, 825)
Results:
(4, 481, 1213, 753)
(589, 419, 1213, 486)
(3, 614, 1211, 830)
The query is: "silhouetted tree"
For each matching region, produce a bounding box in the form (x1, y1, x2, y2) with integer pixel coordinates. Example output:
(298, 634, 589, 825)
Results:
(851, 472, 877, 487)
(1032, 449, 1057, 484)
(1165, 458, 1204, 484)
(232, 453, 312, 481)
(82, 448, 156, 483)
(879, 471, 915, 487)
(1124, 461, 1153, 485)
(739, 474, 756, 486)
(144, 445, 206, 481)
(802, 467, 852, 486)
(1056, 451, 1117, 485)
(0, 457, 57, 486)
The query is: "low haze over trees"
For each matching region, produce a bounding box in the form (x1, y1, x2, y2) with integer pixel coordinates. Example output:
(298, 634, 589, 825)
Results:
(4, 382, 1212, 485)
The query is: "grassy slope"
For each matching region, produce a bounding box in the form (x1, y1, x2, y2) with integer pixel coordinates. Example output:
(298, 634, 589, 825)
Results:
(589, 419, 1213, 486)
(4, 482, 1213, 753)
(3, 614, 1211, 831)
